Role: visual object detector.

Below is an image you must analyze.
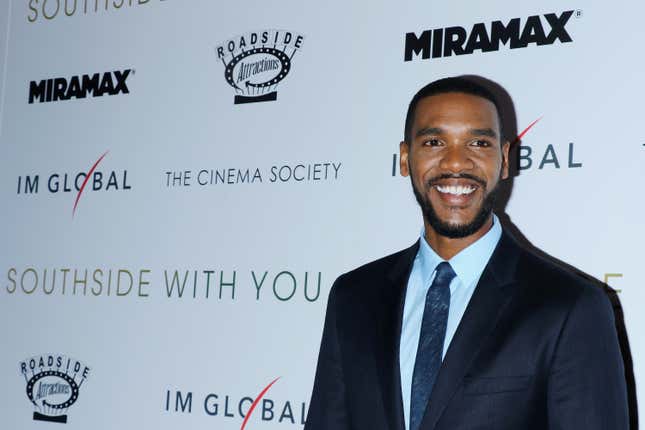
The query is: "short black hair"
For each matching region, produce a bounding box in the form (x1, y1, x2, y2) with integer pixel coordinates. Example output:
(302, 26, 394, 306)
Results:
(403, 76, 503, 143)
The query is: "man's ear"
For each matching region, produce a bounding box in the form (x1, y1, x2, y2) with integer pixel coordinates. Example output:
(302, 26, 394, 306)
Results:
(400, 141, 410, 177)
(501, 140, 510, 179)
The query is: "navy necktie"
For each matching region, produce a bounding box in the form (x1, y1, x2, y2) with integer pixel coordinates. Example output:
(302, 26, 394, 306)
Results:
(410, 261, 455, 430)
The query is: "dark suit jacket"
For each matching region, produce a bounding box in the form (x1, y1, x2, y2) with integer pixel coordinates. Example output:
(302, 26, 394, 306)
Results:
(305, 230, 629, 430)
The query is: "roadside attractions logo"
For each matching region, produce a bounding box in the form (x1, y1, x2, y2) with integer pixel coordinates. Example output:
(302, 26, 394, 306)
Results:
(390, 117, 583, 176)
(216, 29, 304, 104)
(19, 354, 90, 423)
(404, 10, 578, 61)
(27, 0, 166, 23)
(15, 151, 132, 217)
(28, 69, 133, 104)
(164, 377, 307, 428)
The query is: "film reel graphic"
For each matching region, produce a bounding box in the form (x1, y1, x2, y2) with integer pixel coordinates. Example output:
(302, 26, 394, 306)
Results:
(217, 30, 304, 104)
(26, 370, 80, 423)
(224, 47, 294, 104)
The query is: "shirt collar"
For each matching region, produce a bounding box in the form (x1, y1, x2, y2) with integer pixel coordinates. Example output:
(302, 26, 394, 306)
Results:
(417, 214, 503, 288)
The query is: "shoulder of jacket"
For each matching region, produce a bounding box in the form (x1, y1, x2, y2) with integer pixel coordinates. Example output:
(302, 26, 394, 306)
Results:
(515, 244, 607, 305)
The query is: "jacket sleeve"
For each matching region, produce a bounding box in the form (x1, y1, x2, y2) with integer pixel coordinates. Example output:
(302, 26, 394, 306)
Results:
(305, 277, 351, 430)
(547, 286, 629, 429)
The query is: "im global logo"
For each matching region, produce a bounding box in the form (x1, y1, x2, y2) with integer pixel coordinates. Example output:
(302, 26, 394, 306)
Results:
(15, 150, 132, 218)
(19, 354, 90, 424)
(216, 29, 304, 104)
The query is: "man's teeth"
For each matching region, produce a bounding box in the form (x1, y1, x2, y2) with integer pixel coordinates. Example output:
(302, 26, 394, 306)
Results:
(435, 185, 476, 195)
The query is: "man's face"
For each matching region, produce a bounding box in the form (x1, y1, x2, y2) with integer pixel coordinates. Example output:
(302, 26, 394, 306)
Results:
(400, 92, 509, 239)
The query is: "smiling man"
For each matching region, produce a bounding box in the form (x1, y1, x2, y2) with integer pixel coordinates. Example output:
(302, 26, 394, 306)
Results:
(305, 77, 629, 430)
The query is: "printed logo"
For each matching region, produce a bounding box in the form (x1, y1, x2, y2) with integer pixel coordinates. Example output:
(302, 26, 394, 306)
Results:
(164, 377, 308, 428)
(404, 10, 576, 61)
(29, 69, 133, 104)
(19, 354, 90, 423)
(164, 161, 342, 188)
(15, 151, 132, 217)
(216, 30, 304, 104)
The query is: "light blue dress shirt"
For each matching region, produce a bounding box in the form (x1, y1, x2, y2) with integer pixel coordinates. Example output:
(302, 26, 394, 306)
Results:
(399, 215, 502, 430)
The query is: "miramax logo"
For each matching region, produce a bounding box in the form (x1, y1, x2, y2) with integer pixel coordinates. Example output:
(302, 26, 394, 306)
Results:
(404, 10, 576, 61)
(28, 69, 133, 104)
(19, 354, 90, 423)
(216, 30, 304, 104)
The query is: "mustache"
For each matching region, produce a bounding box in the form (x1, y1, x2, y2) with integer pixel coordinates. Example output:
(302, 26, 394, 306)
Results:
(427, 173, 487, 188)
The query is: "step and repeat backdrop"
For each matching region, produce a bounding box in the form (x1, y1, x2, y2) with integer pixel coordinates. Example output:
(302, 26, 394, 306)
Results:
(0, 0, 642, 428)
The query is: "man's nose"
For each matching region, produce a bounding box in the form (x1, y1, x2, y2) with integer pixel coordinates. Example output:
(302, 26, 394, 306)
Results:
(439, 145, 475, 172)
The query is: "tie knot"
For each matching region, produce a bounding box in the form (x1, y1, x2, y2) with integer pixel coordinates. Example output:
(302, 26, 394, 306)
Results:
(434, 261, 456, 286)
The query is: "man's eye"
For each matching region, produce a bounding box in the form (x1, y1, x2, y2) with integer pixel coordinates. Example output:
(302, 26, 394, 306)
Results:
(423, 139, 441, 146)
(471, 139, 491, 147)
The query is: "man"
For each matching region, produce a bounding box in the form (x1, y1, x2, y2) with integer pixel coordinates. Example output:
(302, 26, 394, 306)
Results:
(305, 77, 629, 430)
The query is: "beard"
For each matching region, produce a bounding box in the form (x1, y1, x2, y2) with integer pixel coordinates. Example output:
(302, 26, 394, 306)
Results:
(411, 172, 500, 239)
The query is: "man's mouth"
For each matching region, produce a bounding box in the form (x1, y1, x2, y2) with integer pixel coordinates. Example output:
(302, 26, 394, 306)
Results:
(434, 184, 477, 196)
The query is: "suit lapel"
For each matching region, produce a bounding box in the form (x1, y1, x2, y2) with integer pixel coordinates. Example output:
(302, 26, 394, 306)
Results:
(419, 231, 521, 430)
(372, 242, 419, 430)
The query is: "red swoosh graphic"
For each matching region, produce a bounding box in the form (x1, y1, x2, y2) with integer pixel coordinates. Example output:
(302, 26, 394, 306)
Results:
(72, 151, 109, 217)
(513, 117, 542, 144)
(240, 377, 281, 430)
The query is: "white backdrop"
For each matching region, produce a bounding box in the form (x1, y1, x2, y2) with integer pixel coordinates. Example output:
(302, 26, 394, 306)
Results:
(1, 1, 642, 429)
